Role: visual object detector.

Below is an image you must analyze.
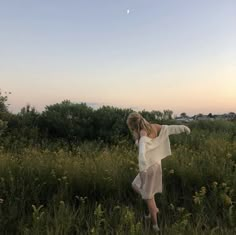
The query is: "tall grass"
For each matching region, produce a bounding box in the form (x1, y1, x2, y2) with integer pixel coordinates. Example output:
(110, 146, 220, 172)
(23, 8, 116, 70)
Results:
(0, 121, 236, 234)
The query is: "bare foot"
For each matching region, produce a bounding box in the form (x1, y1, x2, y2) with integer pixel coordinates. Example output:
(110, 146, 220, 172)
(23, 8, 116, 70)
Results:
(152, 224, 160, 232)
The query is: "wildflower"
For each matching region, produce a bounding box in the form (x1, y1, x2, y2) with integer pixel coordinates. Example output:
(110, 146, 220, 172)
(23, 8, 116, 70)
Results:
(221, 182, 227, 188)
(200, 186, 206, 196)
(169, 203, 175, 210)
(193, 196, 200, 205)
(62, 176, 67, 180)
(226, 153, 232, 158)
(0, 198, 4, 204)
(51, 169, 56, 177)
(221, 194, 232, 206)
(177, 207, 185, 213)
(212, 181, 218, 187)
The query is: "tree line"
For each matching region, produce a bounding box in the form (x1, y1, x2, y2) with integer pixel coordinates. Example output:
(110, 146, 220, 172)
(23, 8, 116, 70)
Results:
(0, 90, 175, 147)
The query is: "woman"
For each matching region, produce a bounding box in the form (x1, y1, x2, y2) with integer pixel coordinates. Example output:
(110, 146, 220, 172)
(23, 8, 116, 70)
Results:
(126, 112, 190, 232)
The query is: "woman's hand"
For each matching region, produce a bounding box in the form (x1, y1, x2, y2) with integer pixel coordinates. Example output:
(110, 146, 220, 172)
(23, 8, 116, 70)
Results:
(184, 126, 191, 135)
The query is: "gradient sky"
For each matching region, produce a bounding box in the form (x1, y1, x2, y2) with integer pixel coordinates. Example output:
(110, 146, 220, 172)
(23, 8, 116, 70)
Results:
(1, 0, 235, 116)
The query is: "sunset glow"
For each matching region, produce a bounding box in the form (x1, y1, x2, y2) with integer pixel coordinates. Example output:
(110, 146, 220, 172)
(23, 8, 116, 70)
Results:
(1, 0, 235, 116)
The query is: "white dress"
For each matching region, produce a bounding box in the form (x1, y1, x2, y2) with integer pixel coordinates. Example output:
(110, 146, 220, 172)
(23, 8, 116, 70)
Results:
(132, 124, 190, 199)
(132, 162, 163, 199)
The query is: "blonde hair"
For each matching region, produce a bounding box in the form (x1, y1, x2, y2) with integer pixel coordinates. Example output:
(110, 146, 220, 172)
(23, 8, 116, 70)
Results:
(126, 112, 153, 140)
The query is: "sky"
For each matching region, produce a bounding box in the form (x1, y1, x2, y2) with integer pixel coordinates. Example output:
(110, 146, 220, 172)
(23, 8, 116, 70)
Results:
(0, 0, 236, 116)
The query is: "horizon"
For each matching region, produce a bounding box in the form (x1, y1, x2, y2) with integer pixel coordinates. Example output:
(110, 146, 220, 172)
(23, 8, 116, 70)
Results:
(1, 0, 236, 116)
(5, 95, 235, 117)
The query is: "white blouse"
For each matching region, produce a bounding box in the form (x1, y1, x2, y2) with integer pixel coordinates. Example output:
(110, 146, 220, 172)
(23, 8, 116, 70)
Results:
(137, 125, 191, 172)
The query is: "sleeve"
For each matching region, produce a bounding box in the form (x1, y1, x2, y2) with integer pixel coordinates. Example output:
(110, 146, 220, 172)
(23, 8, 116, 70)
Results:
(167, 125, 191, 136)
(138, 139, 148, 172)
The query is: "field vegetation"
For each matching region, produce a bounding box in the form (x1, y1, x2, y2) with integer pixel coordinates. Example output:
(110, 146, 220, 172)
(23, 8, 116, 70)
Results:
(0, 91, 235, 234)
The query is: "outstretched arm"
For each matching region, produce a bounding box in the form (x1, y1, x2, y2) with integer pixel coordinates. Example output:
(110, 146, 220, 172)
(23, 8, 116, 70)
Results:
(167, 125, 191, 136)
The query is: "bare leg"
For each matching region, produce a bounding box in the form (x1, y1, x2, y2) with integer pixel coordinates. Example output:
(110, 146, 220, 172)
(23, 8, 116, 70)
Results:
(145, 197, 159, 225)
(132, 184, 160, 229)
(153, 197, 159, 213)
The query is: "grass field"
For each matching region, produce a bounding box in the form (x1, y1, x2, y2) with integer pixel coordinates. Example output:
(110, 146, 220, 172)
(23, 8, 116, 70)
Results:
(0, 121, 236, 234)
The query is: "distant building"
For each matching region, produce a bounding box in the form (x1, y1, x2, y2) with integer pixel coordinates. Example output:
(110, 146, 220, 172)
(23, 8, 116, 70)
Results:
(175, 112, 236, 122)
(214, 113, 236, 120)
(195, 115, 212, 121)
(175, 117, 193, 123)
(214, 114, 225, 120)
